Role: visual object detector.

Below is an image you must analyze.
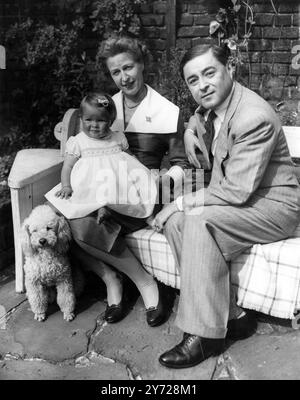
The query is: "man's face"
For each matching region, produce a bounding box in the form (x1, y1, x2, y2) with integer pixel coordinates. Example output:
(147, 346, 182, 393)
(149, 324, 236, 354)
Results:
(183, 49, 234, 110)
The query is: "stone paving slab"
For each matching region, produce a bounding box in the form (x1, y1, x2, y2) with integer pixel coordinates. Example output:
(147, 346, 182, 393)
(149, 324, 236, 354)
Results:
(5, 295, 106, 362)
(0, 268, 26, 312)
(226, 330, 300, 380)
(93, 297, 217, 380)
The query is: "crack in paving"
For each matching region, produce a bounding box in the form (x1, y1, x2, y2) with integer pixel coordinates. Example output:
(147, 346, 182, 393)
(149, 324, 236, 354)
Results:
(85, 313, 143, 380)
(0, 299, 28, 329)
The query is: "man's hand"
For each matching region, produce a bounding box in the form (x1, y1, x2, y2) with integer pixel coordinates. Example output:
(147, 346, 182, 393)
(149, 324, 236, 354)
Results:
(184, 131, 203, 168)
(55, 186, 73, 199)
(149, 202, 178, 232)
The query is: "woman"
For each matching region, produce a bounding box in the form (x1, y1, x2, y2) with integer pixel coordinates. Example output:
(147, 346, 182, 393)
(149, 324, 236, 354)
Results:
(69, 36, 190, 326)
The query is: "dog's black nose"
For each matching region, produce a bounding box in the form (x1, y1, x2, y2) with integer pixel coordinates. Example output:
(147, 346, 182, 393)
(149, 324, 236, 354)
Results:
(39, 238, 47, 246)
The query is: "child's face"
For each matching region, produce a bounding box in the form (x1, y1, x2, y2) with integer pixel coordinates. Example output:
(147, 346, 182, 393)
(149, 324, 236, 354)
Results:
(81, 104, 111, 140)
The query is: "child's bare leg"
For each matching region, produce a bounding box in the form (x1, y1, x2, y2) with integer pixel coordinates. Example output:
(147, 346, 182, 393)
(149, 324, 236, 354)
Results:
(71, 243, 122, 306)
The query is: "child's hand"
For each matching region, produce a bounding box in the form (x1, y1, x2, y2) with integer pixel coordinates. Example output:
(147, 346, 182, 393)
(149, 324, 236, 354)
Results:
(97, 207, 111, 224)
(55, 186, 73, 199)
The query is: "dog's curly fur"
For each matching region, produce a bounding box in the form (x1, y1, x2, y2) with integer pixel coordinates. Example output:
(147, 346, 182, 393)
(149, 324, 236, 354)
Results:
(21, 204, 79, 322)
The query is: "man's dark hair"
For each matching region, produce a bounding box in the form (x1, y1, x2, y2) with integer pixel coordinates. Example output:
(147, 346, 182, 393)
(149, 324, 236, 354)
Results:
(179, 44, 231, 80)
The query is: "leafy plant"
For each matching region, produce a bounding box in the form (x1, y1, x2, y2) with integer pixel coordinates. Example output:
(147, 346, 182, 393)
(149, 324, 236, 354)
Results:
(4, 17, 93, 149)
(91, 0, 145, 38)
(156, 48, 196, 122)
(209, 0, 255, 86)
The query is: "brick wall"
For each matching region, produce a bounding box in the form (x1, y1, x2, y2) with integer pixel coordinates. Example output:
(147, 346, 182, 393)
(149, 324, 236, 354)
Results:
(0, 0, 299, 112)
(139, 0, 300, 100)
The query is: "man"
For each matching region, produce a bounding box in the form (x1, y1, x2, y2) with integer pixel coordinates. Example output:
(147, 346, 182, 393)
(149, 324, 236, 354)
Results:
(151, 44, 300, 369)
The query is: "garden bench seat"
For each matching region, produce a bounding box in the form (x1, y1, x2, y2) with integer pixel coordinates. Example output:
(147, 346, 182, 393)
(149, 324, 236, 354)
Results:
(8, 109, 300, 320)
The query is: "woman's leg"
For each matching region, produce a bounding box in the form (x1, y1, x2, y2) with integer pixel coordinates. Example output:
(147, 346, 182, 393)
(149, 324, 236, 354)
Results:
(71, 242, 122, 306)
(73, 237, 159, 309)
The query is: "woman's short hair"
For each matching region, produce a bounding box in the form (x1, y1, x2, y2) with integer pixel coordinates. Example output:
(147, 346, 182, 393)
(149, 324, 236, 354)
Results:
(101, 36, 149, 65)
(179, 44, 231, 80)
(79, 92, 117, 122)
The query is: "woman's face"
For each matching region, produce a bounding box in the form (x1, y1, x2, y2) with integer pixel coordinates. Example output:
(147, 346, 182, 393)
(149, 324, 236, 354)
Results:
(106, 52, 145, 98)
(81, 104, 111, 140)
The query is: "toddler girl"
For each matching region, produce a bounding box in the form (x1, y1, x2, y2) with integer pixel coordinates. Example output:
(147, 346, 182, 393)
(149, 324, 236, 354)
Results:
(45, 92, 157, 222)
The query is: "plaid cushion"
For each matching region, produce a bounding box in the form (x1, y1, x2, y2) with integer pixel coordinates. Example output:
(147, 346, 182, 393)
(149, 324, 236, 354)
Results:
(125, 220, 300, 319)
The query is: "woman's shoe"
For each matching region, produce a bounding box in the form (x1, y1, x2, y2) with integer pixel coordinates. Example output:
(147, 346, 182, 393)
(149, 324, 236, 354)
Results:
(104, 277, 139, 323)
(146, 281, 176, 327)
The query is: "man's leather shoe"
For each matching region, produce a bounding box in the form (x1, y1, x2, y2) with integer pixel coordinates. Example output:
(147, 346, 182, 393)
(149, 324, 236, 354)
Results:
(227, 312, 257, 340)
(146, 281, 176, 327)
(159, 334, 225, 369)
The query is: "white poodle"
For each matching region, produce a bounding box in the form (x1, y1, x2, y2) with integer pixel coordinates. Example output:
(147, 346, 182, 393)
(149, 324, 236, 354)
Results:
(21, 204, 81, 322)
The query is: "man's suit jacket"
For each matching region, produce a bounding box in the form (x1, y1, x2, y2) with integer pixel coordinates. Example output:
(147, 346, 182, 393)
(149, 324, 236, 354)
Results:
(196, 82, 300, 228)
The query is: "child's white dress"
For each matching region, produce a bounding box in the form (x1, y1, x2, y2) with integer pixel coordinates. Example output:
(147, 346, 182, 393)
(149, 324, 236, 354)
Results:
(45, 131, 157, 220)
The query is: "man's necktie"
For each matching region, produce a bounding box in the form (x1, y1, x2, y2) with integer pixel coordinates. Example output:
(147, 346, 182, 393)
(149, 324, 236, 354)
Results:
(204, 110, 217, 165)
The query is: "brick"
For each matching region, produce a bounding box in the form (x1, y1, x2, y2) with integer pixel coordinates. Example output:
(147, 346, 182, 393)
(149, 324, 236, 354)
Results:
(143, 27, 166, 39)
(193, 14, 214, 26)
(251, 27, 263, 39)
(263, 51, 292, 64)
(271, 63, 290, 75)
(248, 39, 272, 51)
(176, 38, 192, 50)
(140, 14, 164, 26)
(248, 51, 263, 63)
(293, 13, 300, 26)
(140, 3, 153, 13)
(272, 39, 293, 51)
(147, 39, 166, 51)
(255, 13, 274, 26)
(3, 4, 19, 15)
(178, 26, 209, 38)
(275, 14, 293, 26)
(254, 4, 273, 13)
(289, 65, 300, 76)
(153, 1, 167, 14)
(263, 27, 299, 39)
(180, 13, 193, 26)
(191, 37, 214, 47)
(283, 76, 297, 86)
(187, 3, 207, 14)
(279, 3, 300, 13)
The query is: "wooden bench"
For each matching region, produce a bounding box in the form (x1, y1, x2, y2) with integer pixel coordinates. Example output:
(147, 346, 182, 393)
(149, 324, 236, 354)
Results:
(8, 109, 300, 320)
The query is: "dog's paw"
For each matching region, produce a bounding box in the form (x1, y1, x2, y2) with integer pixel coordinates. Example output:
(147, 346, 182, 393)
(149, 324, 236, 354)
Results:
(63, 312, 75, 321)
(34, 313, 46, 322)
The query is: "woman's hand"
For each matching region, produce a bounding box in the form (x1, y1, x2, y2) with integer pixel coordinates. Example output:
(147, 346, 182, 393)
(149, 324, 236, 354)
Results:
(149, 202, 178, 232)
(55, 186, 73, 199)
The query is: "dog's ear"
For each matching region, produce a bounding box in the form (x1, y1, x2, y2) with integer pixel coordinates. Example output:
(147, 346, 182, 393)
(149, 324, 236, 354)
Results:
(21, 221, 33, 256)
(56, 216, 72, 254)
